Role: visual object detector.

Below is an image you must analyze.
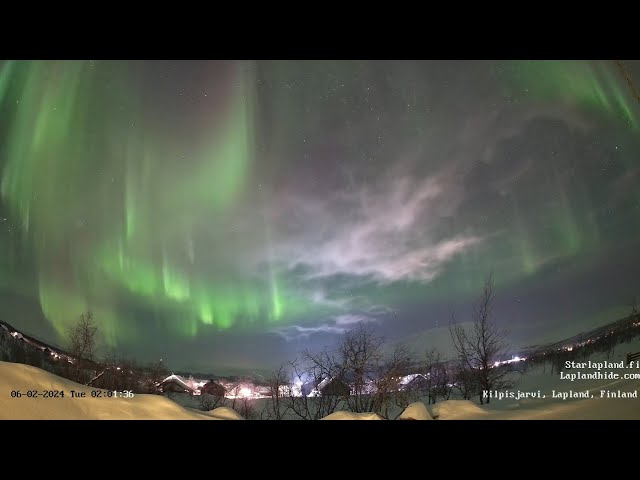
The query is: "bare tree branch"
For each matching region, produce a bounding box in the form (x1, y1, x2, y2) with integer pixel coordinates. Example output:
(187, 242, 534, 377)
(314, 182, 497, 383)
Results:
(449, 275, 514, 404)
(66, 311, 98, 384)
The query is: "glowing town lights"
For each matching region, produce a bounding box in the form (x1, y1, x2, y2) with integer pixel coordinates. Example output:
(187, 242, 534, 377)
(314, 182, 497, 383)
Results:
(492, 355, 527, 367)
(240, 387, 252, 398)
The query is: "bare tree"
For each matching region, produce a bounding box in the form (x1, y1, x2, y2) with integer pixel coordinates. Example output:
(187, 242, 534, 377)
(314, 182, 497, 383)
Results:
(285, 360, 315, 420)
(142, 359, 169, 394)
(432, 362, 454, 402)
(66, 311, 98, 383)
(294, 325, 382, 416)
(229, 384, 243, 411)
(88, 350, 118, 390)
(393, 386, 412, 417)
(287, 350, 347, 420)
(118, 356, 140, 391)
(372, 343, 412, 418)
(87, 351, 117, 390)
(288, 325, 411, 419)
(338, 324, 383, 413)
(416, 348, 453, 404)
(394, 348, 451, 410)
(451, 362, 477, 400)
(90, 352, 142, 391)
(423, 348, 440, 404)
(449, 275, 514, 404)
(199, 393, 226, 411)
(236, 396, 256, 419)
(261, 363, 291, 420)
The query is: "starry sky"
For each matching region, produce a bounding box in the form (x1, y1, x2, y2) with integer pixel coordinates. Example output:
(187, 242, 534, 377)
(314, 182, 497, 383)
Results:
(1, 60, 639, 375)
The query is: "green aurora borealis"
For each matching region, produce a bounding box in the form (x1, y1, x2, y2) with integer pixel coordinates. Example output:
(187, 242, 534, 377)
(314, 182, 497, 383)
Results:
(1, 61, 292, 342)
(1, 60, 639, 371)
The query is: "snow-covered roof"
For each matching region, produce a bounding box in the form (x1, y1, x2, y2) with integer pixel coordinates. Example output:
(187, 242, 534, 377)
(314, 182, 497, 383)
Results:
(399, 373, 427, 386)
(317, 376, 352, 390)
(161, 374, 193, 392)
(317, 376, 332, 390)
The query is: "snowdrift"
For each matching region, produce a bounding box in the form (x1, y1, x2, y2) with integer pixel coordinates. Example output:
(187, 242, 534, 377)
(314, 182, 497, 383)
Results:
(0, 361, 240, 420)
(398, 402, 432, 420)
(203, 406, 245, 420)
(321, 411, 383, 420)
(429, 400, 488, 420)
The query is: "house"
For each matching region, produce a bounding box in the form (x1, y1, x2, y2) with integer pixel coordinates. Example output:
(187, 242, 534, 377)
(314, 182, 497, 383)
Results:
(301, 380, 317, 397)
(255, 385, 271, 397)
(400, 374, 430, 392)
(320, 378, 351, 397)
(160, 374, 194, 394)
(200, 380, 226, 397)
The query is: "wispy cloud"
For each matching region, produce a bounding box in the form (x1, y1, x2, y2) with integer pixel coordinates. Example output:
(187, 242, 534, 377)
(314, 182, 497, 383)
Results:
(273, 313, 380, 342)
(310, 290, 351, 308)
(333, 313, 379, 326)
(273, 324, 347, 341)
(251, 102, 591, 294)
(366, 305, 394, 316)
(271, 172, 482, 285)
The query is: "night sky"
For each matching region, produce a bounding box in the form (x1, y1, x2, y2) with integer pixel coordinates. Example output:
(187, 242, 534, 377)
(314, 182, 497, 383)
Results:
(1, 60, 639, 374)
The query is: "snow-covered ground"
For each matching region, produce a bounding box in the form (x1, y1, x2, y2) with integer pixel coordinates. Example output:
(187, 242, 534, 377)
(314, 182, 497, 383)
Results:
(398, 401, 432, 420)
(322, 411, 383, 420)
(198, 406, 244, 420)
(1, 338, 639, 419)
(0, 362, 239, 420)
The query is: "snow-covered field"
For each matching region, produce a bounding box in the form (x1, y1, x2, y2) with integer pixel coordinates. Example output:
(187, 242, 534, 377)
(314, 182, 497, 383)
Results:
(1, 338, 639, 419)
